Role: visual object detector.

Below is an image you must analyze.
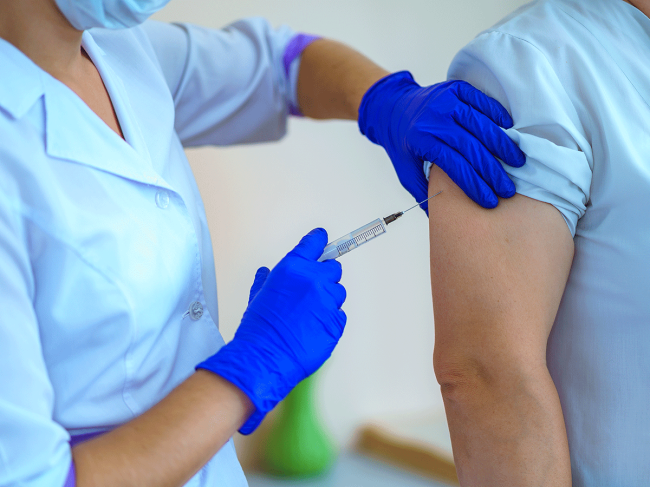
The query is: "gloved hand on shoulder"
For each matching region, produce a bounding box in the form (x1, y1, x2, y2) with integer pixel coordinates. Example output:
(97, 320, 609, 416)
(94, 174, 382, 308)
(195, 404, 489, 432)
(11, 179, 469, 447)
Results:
(358, 71, 526, 212)
(197, 228, 346, 434)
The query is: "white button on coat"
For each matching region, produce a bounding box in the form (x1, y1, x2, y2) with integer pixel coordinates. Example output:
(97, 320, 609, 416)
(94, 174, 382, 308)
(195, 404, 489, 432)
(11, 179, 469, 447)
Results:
(188, 301, 204, 321)
(155, 189, 170, 209)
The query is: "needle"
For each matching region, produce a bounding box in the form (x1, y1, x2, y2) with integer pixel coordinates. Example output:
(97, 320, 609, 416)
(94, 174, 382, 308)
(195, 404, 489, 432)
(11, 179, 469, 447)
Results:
(383, 191, 443, 224)
(318, 191, 443, 261)
(402, 190, 443, 214)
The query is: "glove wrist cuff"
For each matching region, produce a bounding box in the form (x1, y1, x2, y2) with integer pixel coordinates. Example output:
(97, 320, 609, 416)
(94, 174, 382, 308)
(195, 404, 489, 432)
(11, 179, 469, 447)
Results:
(358, 70, 417, 142)
(196, 339, 302, 435)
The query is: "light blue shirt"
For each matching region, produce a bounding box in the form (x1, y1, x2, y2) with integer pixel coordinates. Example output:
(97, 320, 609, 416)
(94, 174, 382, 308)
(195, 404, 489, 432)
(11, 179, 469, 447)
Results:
(449, 0, 650, 485)
(0, 18, 300, 487)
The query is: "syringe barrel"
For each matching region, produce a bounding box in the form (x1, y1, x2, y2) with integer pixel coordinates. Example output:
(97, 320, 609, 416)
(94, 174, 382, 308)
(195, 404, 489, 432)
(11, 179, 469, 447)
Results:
(318, 218, 387, 262)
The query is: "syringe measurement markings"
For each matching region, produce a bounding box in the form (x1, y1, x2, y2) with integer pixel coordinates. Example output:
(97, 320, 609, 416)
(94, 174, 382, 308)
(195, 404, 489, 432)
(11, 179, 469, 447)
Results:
(319, 192, 441, 262)
(336, 239, 357, 255)
(334, 224, 384, 256)
(353, 224, 385, 245)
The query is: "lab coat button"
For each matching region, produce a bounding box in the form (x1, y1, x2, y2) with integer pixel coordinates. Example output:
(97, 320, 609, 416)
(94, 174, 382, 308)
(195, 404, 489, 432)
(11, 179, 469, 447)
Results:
(155, 190, 170, 209)
(189, 301, 203, 321)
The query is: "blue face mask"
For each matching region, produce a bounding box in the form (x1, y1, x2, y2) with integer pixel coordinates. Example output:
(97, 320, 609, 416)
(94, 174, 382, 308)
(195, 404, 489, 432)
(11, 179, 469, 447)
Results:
(54, 0, 172, 30)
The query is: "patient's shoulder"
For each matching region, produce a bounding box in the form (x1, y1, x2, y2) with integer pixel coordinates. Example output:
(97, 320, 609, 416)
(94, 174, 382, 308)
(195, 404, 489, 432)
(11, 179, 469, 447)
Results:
(445, 0, 621, 238)
(470, 0, 639, 76)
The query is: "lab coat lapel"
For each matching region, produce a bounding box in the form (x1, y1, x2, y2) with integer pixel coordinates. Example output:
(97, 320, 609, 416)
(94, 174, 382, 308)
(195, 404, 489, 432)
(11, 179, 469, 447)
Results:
(42, 34, 173, 192)
(82, 32, 160, 178)
(0, 38, 44, 120)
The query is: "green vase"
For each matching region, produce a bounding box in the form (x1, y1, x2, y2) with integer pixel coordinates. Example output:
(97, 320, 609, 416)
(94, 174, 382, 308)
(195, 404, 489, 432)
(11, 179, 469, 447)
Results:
(262, 371, 336, 477)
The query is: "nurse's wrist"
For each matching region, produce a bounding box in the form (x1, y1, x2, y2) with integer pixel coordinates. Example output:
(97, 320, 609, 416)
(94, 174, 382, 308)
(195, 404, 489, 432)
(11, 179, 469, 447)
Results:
(193, 369, 255, 422)
(72, 370, 255, 487)
(196, 340, 302, 435)
(196, 362, 266, 435)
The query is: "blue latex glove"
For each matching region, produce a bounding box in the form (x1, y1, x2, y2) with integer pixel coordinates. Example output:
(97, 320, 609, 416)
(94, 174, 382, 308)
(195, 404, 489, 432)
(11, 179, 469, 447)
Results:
(358, 71, 526, 211)
(197, 228, 346, 434)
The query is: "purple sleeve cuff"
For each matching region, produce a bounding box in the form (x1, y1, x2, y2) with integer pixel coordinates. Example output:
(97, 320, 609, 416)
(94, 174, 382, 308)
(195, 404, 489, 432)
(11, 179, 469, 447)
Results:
(282, 33, 321, 77)
(64, 462, 76, 487)
(283, 34, 322, 116)
(69, 430, 106, 448)
(64, 430, 108, 486)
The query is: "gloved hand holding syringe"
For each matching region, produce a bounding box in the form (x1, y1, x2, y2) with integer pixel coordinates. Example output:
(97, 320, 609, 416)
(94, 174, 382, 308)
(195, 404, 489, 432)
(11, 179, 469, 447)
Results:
(318, 191, 442, 262)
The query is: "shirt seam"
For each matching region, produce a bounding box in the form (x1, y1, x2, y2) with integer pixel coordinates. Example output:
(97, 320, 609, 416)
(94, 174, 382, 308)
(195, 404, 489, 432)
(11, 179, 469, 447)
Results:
(167, 23, 195, 108)
(20, 208, 134, 310)
(482, 29, 585, 144)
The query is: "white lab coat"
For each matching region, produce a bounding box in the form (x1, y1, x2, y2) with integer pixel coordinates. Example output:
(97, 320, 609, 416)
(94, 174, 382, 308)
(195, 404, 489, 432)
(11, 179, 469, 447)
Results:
(0, 18, 300, 487)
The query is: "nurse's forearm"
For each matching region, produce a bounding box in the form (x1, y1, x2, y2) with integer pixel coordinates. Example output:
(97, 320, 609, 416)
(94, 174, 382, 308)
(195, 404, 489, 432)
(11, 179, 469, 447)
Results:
(297, 38, 389, 120)
(72, 370, 253, 487)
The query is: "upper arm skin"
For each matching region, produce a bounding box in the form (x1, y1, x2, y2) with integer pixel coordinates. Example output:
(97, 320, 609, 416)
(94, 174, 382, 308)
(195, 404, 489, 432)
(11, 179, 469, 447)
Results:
(429, 165, 574, 485)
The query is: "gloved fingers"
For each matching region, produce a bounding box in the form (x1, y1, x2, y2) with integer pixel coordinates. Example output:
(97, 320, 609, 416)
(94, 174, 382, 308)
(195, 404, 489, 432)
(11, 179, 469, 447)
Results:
(440, 122, 516, 199)
(248, 267, 270, 304)
(432, 144, 499, 208)
(326, 282, 347, 309)
(420, 200, 430, 215)
(452, 103, 526, 169)
(334, 309, 347, 334)
(319, 258, 343, 282)
(453, 80, 514, 129)
(420, 133, 509, 204)
(290, 228, 329, 260)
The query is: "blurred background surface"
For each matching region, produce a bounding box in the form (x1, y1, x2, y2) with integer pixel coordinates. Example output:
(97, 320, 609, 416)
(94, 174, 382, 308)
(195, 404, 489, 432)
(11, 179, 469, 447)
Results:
(152, 0, 529, 483)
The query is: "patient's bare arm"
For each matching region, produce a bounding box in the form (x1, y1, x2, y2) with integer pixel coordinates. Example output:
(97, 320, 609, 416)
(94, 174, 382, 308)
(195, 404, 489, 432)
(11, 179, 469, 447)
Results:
(429, 165, 573, 486)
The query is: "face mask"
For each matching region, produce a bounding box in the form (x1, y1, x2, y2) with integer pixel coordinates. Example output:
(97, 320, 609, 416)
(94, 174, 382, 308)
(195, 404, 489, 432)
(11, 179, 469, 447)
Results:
(54, 0, 172, 30)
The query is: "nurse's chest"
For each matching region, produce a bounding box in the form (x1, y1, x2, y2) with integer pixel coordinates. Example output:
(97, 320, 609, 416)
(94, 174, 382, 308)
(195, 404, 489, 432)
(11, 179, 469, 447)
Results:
(29, 150, 203, 352)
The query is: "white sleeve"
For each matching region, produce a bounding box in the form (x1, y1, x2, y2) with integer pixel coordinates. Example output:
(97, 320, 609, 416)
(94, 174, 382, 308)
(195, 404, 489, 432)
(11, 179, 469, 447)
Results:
(0, 191, 72, 486)
(448, 30, 593, 236)
(141, 18, 297, 147)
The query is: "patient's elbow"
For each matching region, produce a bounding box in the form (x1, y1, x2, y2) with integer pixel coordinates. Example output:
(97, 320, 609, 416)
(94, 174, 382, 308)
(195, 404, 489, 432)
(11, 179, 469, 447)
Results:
(433, 354, 487, 402)
(433, 345, 539, 405)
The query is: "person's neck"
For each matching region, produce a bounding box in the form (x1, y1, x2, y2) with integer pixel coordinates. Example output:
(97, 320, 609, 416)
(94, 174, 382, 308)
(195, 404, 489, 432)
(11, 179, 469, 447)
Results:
(0, 0, 85, 82)
(624, 0, 650, 18)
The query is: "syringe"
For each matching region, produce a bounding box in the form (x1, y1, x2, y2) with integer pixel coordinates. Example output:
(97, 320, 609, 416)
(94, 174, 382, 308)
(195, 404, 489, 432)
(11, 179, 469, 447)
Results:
(318, 191, 442, 262)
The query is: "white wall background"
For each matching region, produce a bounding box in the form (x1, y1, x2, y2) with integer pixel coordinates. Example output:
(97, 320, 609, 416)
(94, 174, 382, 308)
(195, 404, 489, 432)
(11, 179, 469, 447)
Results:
(152, 0, 529, 449)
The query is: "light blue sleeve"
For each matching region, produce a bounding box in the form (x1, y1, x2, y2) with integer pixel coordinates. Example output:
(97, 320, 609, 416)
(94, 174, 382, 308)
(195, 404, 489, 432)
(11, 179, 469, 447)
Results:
(141, 18, 297, 147)
(0, 190, 72, 486)
(448, 31, 593, 236)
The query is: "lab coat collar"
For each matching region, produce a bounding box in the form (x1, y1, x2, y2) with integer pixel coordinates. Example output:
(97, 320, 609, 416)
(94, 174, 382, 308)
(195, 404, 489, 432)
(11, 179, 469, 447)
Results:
(0, 38, 45, 120)
(42, 31, 173, 191)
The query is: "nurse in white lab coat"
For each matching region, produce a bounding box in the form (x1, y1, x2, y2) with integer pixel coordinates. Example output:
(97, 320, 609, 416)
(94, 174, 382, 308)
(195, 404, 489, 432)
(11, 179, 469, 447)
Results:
(0, 1, 525, 486)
